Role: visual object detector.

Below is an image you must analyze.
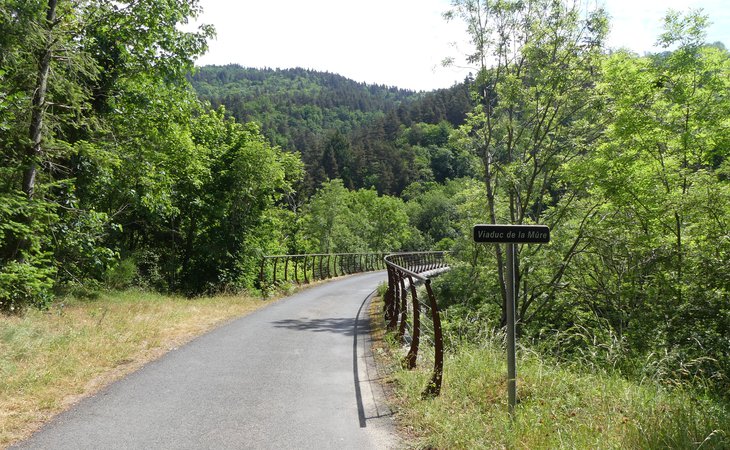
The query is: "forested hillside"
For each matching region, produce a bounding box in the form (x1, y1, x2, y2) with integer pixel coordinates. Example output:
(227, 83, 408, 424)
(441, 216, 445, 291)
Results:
(190, 66, 474, 194)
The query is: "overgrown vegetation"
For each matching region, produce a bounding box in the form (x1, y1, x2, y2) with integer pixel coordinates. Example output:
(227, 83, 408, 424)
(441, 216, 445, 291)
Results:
(425, 0, 730, 399)
(388, 338, 730, 449)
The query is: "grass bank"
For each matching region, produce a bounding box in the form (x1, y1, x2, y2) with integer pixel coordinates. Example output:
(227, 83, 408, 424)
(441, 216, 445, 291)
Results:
(387, 338, 730, 449)
(0, 290, 274, 448)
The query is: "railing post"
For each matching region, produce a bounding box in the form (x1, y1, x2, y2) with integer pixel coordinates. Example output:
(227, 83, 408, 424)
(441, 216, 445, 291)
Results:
(259, 257, 266, 287)
(397, 273, 408, 341)
(384, 266, 392, 322)
(273, 258, 279, 285)
(386, 267, 398, 331)
(404, 275, 420, 369)
(423, 279, 443, 398)
(293, 257, 299, 284)
(383, 251, 449, 397)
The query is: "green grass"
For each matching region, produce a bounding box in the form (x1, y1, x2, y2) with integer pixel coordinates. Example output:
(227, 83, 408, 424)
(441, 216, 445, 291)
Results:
(0, 289, 275, 448)
(389, 340, 730, 449)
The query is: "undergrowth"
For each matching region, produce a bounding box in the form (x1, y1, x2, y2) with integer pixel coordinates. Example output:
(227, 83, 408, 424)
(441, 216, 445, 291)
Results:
(388, 336, 730, 449)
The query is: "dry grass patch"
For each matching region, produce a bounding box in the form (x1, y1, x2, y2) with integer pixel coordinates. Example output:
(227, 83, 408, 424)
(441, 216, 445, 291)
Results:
(0, 290, 274, 448)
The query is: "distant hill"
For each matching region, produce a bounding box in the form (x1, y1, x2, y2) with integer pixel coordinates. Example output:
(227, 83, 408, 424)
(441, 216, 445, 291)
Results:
(190, 65, 474, 194)
(189, 66, 415, 147)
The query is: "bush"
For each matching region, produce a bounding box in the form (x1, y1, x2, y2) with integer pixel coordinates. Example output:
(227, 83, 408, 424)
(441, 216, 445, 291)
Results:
(0, 260, 55, 312)
(104, 258, 137, 290)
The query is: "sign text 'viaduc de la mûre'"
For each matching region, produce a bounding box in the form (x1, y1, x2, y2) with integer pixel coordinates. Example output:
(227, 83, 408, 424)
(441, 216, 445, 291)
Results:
(472, 224, 550, 244)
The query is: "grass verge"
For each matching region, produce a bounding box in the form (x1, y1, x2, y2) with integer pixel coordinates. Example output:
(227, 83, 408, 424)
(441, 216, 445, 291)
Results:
(392, 345, 730, 448)
(0, 289, 275, 448)
(374, 309, 730, 448)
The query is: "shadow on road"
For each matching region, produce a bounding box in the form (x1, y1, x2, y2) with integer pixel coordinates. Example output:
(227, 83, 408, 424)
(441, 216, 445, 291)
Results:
(271, 317, 365, 336)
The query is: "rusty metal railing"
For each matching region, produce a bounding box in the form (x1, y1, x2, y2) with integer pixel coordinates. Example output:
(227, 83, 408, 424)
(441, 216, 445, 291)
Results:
(259, 252, 387, 288)
(383, 251, 449, 397)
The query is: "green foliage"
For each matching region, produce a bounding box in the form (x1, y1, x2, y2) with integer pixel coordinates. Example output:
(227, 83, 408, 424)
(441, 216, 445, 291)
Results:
(299, 179, 416, 253)
(0, 260, 55, 313)
(190, 66, 416, 148)
(403, 179, 475, 248)
(444, 0, 609, 333)
(103, 258, 137, 291)
(0, 0, 282, 306)
(539, 10, 730, 393)
(0, 191, 57, 312)
(190, 66, 475, 194)
(433, 5, 730, 398)
(178, 112, 303, 293)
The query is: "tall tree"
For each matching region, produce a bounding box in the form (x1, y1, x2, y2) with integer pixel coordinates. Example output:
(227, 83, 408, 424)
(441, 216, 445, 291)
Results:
(446, 0, 608, 325)
(1, 0, 101, 310)
(0, 0, 214, 309)
(570, 11, 730, 385)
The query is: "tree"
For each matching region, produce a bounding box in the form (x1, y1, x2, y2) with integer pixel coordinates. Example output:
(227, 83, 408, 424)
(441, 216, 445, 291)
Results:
(446, 0, 608, 326)
(300, 179, 367, 254)
(567, 11, 730, 386)
(179, 112, 302, 293)
(299, 179, 415, 254)
(0, 0, 216, 308)
(1, 0, 100, 310)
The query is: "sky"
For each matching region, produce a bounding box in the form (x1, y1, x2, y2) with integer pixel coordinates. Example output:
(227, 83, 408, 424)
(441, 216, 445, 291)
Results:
(187, 0, 730, 92)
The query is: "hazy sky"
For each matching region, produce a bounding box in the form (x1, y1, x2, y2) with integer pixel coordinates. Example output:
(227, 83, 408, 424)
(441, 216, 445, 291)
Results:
(187, 0, 730, 91)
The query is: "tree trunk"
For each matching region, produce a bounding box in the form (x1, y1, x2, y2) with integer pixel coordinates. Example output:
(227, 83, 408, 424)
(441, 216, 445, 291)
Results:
(22, 0, 57, 199)
(13, 0, 57, 263)
(484, 151, 508, 326)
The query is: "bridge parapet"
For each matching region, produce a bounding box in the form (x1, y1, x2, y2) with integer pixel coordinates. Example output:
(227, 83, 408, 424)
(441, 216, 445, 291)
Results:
(259, 252, 387, 288)
(383, 251, 449, 397)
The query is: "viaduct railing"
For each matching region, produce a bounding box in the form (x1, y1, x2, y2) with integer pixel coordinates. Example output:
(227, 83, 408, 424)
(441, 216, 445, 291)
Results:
(259, 252, 387, 287)
(384, 251, 449, 397)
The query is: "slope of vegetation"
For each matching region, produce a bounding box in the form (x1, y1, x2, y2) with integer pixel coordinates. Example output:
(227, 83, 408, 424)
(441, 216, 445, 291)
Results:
(190, 66, 419, 148)
(190, 65, 475, 194)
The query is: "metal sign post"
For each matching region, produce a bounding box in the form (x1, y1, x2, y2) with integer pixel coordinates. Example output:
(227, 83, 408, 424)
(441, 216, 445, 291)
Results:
(473, 224, 550, 418)
(505, 242, 516, 417)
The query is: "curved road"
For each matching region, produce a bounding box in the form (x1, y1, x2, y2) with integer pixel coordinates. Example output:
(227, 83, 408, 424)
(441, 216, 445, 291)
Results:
(14, 272, 398, 449)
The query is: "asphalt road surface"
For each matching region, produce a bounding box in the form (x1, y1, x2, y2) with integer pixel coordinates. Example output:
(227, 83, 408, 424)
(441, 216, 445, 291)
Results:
(14, 272, 398, 449)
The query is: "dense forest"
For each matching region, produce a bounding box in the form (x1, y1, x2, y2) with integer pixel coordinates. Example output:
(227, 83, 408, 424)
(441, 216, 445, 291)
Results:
(1, 0, 728, 400)
(190, 65, 475, 194)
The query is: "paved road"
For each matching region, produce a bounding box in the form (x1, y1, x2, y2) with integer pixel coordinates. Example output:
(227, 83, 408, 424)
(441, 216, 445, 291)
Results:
(14, 272, 398, 449)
